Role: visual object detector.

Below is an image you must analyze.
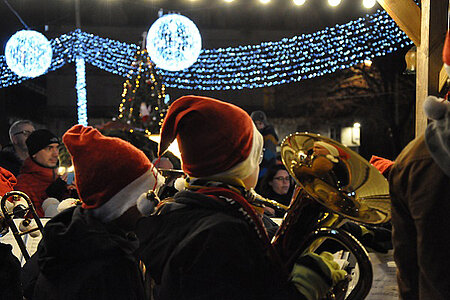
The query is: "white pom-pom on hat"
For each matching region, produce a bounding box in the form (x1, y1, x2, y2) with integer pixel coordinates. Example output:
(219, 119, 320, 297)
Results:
(136, 191, 160, 216)
(42, 197, 60, 217)
(423, 95, 450, 121)
(174, 177, 187, 191)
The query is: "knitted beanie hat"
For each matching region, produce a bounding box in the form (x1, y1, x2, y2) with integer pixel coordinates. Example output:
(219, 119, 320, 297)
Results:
(26, 129, 59, 156)
(63, 125, 164, 222)
(250, 110, 269, 126)
(159, 95, 263, 180)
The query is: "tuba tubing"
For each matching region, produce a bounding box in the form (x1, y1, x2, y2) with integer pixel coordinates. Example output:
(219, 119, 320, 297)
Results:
(272, 186, 373, 300)
(272, 132, 393, 300)
(1, 191, 44, 261)
(299, 227, 372, 299)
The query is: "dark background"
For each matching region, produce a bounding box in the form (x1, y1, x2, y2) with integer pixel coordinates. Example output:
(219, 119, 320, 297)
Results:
(0, 0, 417, 160)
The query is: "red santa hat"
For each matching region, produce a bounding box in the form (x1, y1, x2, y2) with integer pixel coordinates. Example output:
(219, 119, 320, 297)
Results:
(159, 95, 262, 179)
(63, 125, 164, 222)
(369, 155, 394, 177)
(443, 31, 450, 75)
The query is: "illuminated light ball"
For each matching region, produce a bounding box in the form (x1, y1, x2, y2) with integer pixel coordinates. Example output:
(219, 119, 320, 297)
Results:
(146, 14, 202, 72)
(293, 0, 306, 5)
(259, 0, 271, 3)
(328, 0, 341, 6)
(5, 30, 53, 78)
(362, 0, 376, 8)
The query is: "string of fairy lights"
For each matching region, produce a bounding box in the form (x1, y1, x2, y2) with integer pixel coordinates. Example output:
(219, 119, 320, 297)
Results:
(0, 8, 412, 91)
(118, 49, 167, 136)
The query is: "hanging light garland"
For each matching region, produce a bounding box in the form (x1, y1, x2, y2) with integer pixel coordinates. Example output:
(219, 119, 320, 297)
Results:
(76, 57, 88, 126)
(1, 9, 412, 91)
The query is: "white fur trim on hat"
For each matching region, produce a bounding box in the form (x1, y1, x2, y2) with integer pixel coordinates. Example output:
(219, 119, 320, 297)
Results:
(208, 124, 264, 182)
(57, 198, 80, 213)
(91, 168, 165, 223)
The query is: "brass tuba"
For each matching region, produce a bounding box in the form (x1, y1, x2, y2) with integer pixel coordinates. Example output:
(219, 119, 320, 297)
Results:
(1, 191, 44, 261)
(272, 133, 391, 299)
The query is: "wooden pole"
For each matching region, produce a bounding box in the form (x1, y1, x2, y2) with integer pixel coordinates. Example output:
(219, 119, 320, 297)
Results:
(377, 0, 447, 137)
(415, 0, 447, 136)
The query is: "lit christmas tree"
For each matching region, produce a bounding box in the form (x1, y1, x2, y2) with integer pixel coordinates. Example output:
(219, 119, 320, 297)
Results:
(98, 49, 169, 160)
(118, 49, 169, 136)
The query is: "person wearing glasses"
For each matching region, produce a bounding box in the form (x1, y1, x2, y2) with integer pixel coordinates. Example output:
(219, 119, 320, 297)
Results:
(257, 164, 294, 218)
(0, 120, 35, 175)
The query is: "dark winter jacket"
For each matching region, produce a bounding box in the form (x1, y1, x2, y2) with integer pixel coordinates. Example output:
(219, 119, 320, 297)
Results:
(23, 206, 146, 300)
(261, 187, 294, 218)
(136, 189, 302, 300)
(389, 135, 450, 300)
(0, 145, 23, 176)
(0, 242, 22, 300)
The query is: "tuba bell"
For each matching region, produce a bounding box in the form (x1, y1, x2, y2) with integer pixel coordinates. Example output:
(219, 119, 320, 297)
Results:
(1, 191, 44, 261)
(272, 133, 391, 299)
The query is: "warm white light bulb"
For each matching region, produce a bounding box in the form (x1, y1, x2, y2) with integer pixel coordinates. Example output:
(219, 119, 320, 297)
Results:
(353, 122, 361, 128)
(328, 0, 341, 7)
(362, 0, 376, 8)
(223, 0, 234, 2)
(293, 0, 306, 5)
(259, 0, 271, 4)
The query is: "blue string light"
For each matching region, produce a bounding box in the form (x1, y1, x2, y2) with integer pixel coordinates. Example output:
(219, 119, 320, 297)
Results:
(1, 9, 412, 91)
(76, 56, 88, 126)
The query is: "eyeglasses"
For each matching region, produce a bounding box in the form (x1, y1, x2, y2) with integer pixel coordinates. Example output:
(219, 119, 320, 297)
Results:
(13, 130, 33, 137)
(258, 148, 265, 165)
(273, 176, 290, 182)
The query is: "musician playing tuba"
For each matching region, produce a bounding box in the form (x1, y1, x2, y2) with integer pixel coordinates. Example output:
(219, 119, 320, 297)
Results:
(136, 95, 346, 300)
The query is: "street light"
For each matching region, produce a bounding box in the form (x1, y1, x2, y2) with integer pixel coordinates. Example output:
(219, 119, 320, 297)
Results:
(328, 0, 341, 7)
(293, 0, 306, 5)
(362, 0, 376, 9)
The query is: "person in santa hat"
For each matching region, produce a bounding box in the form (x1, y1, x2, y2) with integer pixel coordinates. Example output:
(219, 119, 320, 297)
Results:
(136, 95, 346, 300)
(23, 125, 164, 300)
(389, 25, 450, 299)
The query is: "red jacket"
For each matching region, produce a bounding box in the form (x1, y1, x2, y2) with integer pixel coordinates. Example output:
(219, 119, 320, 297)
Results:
(0, 166, 16, 197)
(15, 158, 59, 217)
